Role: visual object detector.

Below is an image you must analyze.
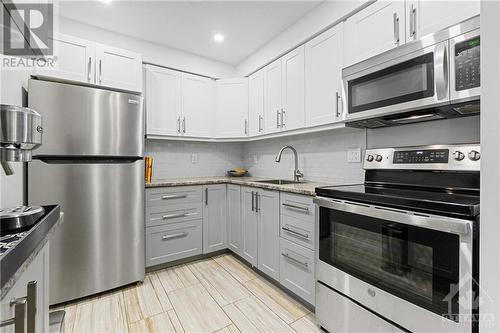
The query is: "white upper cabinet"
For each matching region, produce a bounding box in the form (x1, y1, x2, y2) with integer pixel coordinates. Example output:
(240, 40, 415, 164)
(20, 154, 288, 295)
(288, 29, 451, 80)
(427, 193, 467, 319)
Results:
(215, 78, 249, 138)
(263, 58, 283, 134)
(281, 45, 305, 131)
(344, 1, 405, 67)
(305, 23, 344, 127)
(405, 0, 479, 42)
(181, 73, 215, 138)
(145, 65, 181, 136)
(95, 44, 142, 92)
(248, 70, 265, 137)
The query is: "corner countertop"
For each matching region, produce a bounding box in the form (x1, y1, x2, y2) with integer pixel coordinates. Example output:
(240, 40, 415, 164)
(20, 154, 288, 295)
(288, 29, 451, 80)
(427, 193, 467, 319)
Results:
(146, 176, 333, 196)
(1, 205, 61, 298)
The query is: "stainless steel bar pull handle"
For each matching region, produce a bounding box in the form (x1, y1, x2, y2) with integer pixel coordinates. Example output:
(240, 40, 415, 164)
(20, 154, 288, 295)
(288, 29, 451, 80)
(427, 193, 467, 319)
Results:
(282, 203, 309, 213)
(0, 295, 27, 333)
(393, 13, 400, 45)
(244, 119, 248, 135)
(258, 115, 263, 132)
(177, 117, 181, 133)
(87, 57, 92, 82)
(162, 212, 193, 220)
(99, 59, 102, 84)
(205, 188, 208, 205)
(282, 226, 309, 239)
(281, 252, 308, 268)
(162, 232, 188, 241)
(182, 117, 186, 133)
(435, 43, 448, 100)
(281, 109, 285, 127)
(335, 92, 340, 118)
(162, 194, 187, 200)
(251, 191, 255, 211)
(26, 281, 36, 333)
(409, 5, 416, 38)
(276, 110, 281, 128)
(255, 193, 259, 212)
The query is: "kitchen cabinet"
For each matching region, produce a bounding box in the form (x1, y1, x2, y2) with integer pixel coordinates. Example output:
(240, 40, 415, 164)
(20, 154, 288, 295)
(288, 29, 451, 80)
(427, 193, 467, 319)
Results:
(227, 185, 243, 256)
(215, 78, 249, 138)
(36, 33, 142, 92)
(281, 46, 305, 131)
(241, 186, 258, 266)
(0, 242, 50, 333)
(263, 58, 283, 134)
(344, 1, 405, 67)
(405, 0, 479, 42)
(305, 23, 344, 127)
(145, 65, 182, 136)
(181, 73, 215, 138)
(202, 185, 227, 254)
(248, 70, 265, 136)
(257, 189, 280, 281)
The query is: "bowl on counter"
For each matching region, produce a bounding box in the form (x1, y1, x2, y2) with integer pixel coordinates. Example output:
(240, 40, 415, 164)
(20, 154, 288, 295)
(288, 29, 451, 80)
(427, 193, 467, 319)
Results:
(226, 169, 248, 177)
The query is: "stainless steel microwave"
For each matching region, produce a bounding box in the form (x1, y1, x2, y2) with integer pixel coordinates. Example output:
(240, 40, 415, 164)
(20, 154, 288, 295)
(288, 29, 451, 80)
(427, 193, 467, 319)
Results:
(342, 16, 480, 128)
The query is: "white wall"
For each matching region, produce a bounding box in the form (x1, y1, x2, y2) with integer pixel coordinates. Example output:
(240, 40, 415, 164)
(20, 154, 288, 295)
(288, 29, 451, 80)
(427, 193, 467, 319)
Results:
(236, 0, 368, 76)
(145, 140, 244, 180)
(58, 17, 237, 79)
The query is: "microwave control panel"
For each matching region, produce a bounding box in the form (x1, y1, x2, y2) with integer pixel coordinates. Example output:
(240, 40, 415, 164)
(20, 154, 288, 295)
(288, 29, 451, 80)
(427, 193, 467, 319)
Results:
(455, 37, 480, 91)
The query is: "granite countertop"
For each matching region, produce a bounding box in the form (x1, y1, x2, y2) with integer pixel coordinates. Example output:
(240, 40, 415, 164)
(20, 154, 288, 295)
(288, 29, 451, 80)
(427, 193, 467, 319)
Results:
(1, 205, 61, 298)
(146, 176, 333, 196)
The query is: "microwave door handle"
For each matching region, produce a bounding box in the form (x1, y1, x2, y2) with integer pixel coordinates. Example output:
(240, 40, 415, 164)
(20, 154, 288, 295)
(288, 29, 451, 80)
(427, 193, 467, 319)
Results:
(435, 42, 448, 100)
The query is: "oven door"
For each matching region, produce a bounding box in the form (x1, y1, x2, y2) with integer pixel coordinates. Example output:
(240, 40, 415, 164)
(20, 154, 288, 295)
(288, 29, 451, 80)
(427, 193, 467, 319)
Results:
(343, 40, 449, 123)
(314, 197, 475, 333)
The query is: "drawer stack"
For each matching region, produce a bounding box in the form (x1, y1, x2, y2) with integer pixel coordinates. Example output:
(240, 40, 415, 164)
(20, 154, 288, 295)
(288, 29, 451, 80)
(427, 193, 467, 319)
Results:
(279, 192, 316, 305)
(145, 186, 203, 267)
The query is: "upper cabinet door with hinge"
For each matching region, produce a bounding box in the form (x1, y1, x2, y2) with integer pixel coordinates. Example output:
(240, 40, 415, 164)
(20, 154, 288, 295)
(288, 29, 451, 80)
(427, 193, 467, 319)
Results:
(215, 78, 249, 138)
(305, 23, 343, 127)
(145, 65, 182, 137)
(248, 70, 265, 137)
(95, 43, 143, 92)
(38, 33, 95, 84)
(344, 1, 405, 68)
(181, 73, 214, 138)
(281, 45, 305, 131)
(263, 58, 282, 134)
(405, 0, 479, 42)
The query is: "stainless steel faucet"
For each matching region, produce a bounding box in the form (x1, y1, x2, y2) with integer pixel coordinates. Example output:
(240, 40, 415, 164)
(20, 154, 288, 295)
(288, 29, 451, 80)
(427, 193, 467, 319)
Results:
(275, 145, 304, 182)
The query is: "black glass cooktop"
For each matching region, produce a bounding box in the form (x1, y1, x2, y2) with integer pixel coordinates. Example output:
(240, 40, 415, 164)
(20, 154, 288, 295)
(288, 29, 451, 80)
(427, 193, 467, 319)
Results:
(315, 184, 480, 218)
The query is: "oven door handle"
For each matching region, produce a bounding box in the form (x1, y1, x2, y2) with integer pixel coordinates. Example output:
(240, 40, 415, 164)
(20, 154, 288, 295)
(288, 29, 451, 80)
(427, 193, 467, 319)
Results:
(313, 196, 472, 235)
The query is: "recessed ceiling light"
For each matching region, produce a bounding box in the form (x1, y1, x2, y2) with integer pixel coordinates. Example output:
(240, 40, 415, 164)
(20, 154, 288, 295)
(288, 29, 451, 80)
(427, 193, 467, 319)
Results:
(213, 34, 225, 43)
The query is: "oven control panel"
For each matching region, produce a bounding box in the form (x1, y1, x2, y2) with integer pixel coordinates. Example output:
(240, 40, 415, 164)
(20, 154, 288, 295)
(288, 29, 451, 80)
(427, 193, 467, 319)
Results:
(364, 144, 480, 171)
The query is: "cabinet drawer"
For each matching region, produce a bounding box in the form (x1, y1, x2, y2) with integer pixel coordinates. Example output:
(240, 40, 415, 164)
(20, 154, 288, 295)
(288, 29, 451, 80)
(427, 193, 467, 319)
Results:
(146, 186, 202, 207)
(280, 214, 314, 250)
(279, 238, 315, 305)
(280, 193, 314, 222)
(145, 220, 202, 267)
(146, 203, 202, 228)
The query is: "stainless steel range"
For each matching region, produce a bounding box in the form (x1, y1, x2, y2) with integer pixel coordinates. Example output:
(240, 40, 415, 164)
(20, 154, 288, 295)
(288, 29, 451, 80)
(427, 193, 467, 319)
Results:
(314, 144, 480, 333)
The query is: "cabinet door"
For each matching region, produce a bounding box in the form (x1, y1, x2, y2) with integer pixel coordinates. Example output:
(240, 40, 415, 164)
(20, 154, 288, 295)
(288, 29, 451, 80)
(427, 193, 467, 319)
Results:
(203, 185, 227, 254)
(263, 59, 282, 134)
(406, 0, 479, 42)
(38, 33, 95, 84)
(344, 1, 405, 67)
(145, 65, 182, 136)
(227, 184, 242, 256)
(257, 189, 280, 281)
(215, 78, 249, 138)
(241, 187, 258, 266)
(305, 23, 344, 127)
(248, 70, 265, 137)
(95, 44, 143, 92)
(181, 73, 214, 138)
(281, 46, 305, 131)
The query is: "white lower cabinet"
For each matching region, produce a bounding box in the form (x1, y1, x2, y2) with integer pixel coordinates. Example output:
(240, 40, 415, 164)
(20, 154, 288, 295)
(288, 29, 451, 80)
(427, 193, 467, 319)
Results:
(227, 184, 242, 256)
(257, 189, 280, 281)
(241, 187, 258, 266)
(0, 242, 50, 333)
(202, 185, 227, 254)
(279, 238, 315, 305)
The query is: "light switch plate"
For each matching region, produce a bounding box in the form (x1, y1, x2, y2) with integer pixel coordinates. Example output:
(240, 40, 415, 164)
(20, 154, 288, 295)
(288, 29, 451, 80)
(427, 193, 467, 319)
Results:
(191, 153, 199, 164)
(347, 148, 362, 163)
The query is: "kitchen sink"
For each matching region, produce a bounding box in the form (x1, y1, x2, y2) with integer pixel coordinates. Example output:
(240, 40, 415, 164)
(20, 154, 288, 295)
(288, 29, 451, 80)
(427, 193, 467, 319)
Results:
(254, 179, 303, 185)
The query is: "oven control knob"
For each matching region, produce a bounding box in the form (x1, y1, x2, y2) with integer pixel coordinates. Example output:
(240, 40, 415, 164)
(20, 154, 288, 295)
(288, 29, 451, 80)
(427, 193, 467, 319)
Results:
(375, 155, 383, 162)
(366, 154, 374, 162)
(453, 151, 465, 161)
(468, 150, 481, 161)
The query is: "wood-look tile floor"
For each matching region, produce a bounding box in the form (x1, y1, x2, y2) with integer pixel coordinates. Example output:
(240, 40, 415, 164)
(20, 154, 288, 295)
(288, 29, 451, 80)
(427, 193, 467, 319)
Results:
(52, 253, 322, 333)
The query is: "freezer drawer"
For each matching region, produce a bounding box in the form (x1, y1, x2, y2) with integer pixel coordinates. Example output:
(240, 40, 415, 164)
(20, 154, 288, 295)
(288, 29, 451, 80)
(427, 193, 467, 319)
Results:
(146, 203, 203, 228)
(146, 186, 203, 207)
(28, 79, 144, 157)
(27, 159, 145, 304)
(146, 220, 202, 267)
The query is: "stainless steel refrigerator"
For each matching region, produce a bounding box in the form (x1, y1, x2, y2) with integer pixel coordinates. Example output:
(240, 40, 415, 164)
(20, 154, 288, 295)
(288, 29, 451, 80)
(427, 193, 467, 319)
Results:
(27, 78, 145, 305)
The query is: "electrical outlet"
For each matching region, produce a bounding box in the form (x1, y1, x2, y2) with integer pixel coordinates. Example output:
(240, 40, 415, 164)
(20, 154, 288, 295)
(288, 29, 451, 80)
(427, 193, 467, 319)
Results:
(191, 153, 199, 164)
(347, 148, 362, 163)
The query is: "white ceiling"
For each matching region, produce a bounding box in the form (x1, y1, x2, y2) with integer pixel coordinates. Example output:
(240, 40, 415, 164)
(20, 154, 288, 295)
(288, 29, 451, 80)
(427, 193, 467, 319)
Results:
(57, 0, 323, 65)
